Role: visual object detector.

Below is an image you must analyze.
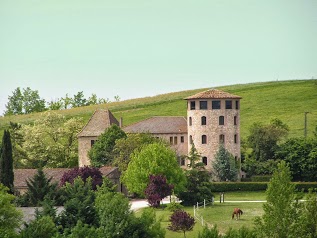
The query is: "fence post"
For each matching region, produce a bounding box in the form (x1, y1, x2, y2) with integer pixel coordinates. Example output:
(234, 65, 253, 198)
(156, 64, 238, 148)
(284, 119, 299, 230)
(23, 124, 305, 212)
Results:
(193, 205, 195, 217)
(197, 202, 199, 210)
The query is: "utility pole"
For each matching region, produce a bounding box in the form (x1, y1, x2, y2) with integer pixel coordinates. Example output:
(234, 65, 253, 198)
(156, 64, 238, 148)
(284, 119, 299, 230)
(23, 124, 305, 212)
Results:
(304, 112, 309, 138)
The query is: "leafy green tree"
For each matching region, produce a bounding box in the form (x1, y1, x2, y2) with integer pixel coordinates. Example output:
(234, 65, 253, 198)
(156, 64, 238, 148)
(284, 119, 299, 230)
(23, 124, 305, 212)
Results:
(4, 87, 23, 115)
(61, 93, 73, 109)
(20, 111, 83, 167)
(122, 142, 186, 196)
(57, 177, 98, 230)
(277, 137, 317, 181)
(242, 157, 280, 177)
(247, 118, 289, 162)
(22, 87, 46, 113)
(72, 91, 87, 107)
(179, 144, 213, 205)
(47, 99, 63, 110)
(8, 122, 28, 168)
(112, 133, 160, 172)
(212, 145, 238, 182)
(22, 168, 60, 206)
(86, 93, 98, 105)
(20, 216, 58, 238)
(254, 161, 300, 238)
(0, 130, 14, 193)
(168, 210, 195, 238)
(0, 184, 22, 237)
(89, 124, 127, 167)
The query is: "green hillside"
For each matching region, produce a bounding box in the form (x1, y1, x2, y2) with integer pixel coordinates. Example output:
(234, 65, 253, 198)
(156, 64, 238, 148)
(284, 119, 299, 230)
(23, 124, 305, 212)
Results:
(0, 80, 316, 139)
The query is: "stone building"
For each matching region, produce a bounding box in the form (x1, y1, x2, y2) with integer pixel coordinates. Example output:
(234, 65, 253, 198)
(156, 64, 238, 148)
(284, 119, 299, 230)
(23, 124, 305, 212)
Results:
(78, 89, 241, 172)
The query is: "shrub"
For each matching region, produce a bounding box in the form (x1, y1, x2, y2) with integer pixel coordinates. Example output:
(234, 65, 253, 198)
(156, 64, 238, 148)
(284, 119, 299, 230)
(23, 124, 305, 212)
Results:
(251, 175, 272, 182)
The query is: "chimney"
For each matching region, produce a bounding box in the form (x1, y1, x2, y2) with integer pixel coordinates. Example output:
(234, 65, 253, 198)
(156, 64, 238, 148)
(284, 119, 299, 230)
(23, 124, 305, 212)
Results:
(119, 117, 123, 128)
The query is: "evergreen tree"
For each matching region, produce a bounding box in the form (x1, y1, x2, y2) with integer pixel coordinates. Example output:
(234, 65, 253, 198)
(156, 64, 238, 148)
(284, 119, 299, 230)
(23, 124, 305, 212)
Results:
(212, 145, 238, 182)
(0, 130, 14, 193)
(23, 168, 59, 206)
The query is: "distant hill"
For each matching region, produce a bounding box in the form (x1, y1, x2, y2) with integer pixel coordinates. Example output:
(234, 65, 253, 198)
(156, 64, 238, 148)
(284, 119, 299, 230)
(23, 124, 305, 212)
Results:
(1, 80, 316, 139)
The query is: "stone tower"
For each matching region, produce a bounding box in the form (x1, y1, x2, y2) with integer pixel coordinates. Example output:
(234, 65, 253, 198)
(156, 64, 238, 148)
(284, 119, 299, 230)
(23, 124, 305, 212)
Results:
(185, 89, 242, 171)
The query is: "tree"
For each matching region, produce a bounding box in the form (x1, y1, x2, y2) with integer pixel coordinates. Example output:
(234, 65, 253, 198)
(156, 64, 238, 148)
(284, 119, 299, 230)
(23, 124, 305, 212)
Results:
(168, 210, 195, 238)
(20, 111, 83, 167)
(22, 87, 46, 114)
(47, 99, 63, 110)
(57, 177, 98, 230)
(247, 118, 289, 162)
(72, 91, 87, 107)
(254, 161, 300, 238)
(22, 168, 60, 206)
(112, 133, 160, 172)
(20, 216, 58, 238)
(89, 124, 127, 167)
(145, 174, 174, 208)
(179, 144, 213, 206)
(0, 130, 14, 193)
(61, 93, 72, 109)
(8, 122, 28, 168)
(86, 93, 98, 106)
(0, 184, 22, 237)
(60, 166, 103, 190)
(212, 145, 238, 182)
(122, 142, 186, 196)
(4, 87, 23, 115)
(277, 137, 317, 181)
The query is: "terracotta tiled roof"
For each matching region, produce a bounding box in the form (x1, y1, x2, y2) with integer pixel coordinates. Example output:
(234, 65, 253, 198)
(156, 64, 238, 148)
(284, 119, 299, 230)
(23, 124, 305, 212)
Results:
(185, 89, 242, 100)
(77, 109, 119, 137)
(123, 116, 187, 134)
(14, 166, 119, 189)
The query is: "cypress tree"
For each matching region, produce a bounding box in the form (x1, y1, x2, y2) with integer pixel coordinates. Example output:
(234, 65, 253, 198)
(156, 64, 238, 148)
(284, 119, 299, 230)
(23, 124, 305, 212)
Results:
(0, 130, 14, 193)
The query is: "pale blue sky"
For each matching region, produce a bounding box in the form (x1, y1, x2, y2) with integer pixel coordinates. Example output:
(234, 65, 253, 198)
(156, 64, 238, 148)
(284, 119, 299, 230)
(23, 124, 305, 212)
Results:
(1, 0, 316, 115)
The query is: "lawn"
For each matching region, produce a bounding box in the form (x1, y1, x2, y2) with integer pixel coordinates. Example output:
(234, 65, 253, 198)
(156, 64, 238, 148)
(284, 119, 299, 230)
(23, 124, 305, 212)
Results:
(138, 191, 266, 238)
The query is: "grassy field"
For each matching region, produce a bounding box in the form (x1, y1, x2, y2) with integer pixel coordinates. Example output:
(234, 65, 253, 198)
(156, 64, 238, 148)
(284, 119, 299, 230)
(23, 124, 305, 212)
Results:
(137, 191, 266, 238)
(1, 80, 316, 139)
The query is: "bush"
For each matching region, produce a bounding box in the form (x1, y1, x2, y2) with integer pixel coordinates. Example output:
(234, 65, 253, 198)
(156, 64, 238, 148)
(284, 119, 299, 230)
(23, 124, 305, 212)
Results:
(166, 201, 184, 212)
(251, 175, 272, 182)
(209, 182, 268, 192)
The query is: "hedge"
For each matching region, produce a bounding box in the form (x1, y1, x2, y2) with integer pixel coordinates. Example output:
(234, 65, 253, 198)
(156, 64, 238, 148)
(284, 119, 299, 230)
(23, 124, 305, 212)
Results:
(209, 182, 317, 192)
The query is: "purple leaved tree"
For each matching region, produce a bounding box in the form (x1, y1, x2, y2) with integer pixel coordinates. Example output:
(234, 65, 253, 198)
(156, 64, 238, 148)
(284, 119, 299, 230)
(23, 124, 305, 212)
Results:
(168, 210, 195, 238)
(144, 174, 174, 208)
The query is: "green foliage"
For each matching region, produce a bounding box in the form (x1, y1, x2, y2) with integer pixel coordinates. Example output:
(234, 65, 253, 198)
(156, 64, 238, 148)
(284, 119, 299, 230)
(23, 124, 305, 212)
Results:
(247, 118, 289, 162)
(242, 158, 279, 177)
(57, 177, 98, 230)
(209, 182, 268, 192)
(254, 161, 299, 238)
(212, 145, 238, 182)
(166, 201, 184, 212)
(21, 168, 60, 206)
(122, 142, 186, 196)
(56, 221, 99, 238)
(8, 122, 28, 168)
(198, 225, 221, 238)
(277, 137, 317, 181)
(20, 216, 58, 238)
(89, 124, 127, 167)
(168, 210, 195, 238)
(0, 130, 14, 193)
(20, 111, 83, 168)
(112, 133, 160, 172)
(251, 175, 272, 182)
(0, 184, 22, 237)
(223, 226, 257, 238)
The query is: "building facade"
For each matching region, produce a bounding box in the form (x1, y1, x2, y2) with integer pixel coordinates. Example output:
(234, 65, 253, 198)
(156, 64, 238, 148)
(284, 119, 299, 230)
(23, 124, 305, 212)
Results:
(78, 89, 241, 172)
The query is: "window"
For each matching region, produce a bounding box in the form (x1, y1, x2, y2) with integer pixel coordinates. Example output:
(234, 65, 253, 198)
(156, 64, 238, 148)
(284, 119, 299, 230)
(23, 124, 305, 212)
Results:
(181, 157, 185, 166)
(189, 117, 192, 126)
(234, 116, 237, 125)
(234, 156, 238, 161)
(181, 136, 184, 143)
(170, 137, 173, 145)
(212, 100, 221, 109)
(226, 100, 232, 109)
(91, 140, 95, 147)
(235, 100, 239, 109)
(234, 134, 238, 144)
(200, 101, 207, 110)
(174, 136, 178, 145)
(219, 116, 224, 125)
(201, 116, 206, 125)
(190, 101, 196, 110)
(202, 157, 207, 165)
(202, 135, 207, 144)
(190, 135, 193, 144)
(219, 134, 225, 144)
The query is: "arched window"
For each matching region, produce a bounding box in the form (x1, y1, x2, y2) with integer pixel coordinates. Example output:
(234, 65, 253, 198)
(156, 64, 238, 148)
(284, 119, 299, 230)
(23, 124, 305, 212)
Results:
(201, 116, 206, 125)
(234, 116, 237, 125)
(202, 157, 207, 165)
(219, 134, 225, 144)
(202, 135, 207, 144)
(219, 116, 224, 125)
(189, 117, 192, 126)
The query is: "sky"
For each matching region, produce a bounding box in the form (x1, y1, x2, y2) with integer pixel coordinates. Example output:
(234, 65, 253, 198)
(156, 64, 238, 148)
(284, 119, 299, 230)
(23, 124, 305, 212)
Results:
(0, 0, 316, 115)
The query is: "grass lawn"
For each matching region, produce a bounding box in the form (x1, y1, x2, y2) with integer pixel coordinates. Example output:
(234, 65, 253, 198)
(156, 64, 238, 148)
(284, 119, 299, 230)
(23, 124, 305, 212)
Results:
(137, 191, 266, 238)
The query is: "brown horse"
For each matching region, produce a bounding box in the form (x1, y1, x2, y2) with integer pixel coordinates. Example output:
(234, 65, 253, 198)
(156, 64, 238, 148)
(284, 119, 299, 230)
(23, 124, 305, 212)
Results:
(232, 208, 243, 220)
